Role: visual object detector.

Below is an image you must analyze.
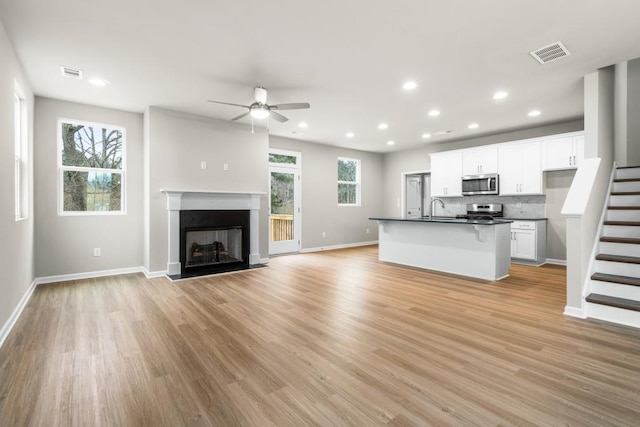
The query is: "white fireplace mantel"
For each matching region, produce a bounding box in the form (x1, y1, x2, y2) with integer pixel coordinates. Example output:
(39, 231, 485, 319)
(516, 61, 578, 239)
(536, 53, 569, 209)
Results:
(161, 189, 264, 276)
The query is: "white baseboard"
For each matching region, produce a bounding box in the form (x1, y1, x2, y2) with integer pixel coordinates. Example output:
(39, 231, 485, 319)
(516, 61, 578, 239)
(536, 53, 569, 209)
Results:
(564, 305, 586, 319)
(36, 266, 145, 285)
(546, 258, 567, 266)
(0, 279, 38, 349)
(299, 240, 378, 254)
(259, 258, 270, 264)
(143, 268, 167, 279)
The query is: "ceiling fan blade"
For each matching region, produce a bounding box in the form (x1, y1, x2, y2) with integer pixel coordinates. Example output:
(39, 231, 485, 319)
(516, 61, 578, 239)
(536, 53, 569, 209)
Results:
(207, 100, 250, 108)
(230, 112, 250, 121)
(270, 111, 289, 122)
(270, 102, 310, 110)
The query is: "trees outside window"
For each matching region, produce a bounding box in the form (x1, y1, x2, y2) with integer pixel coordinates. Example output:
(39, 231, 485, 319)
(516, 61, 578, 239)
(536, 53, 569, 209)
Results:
(58, 119, 125, 214)
(338, 157, 360, 206)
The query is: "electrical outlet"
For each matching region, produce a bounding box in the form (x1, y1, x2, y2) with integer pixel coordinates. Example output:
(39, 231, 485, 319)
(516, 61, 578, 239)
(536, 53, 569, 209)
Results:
(200, 161, 207, 170)
(223, 163, 229, 171)
(366, 228, 370, 234)
(322, 232, 326, 238)
(93, 248, 101, 257)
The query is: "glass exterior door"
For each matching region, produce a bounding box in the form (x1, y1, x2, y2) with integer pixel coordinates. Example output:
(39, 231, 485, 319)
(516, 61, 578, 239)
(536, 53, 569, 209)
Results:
(269, 164, 300, 254)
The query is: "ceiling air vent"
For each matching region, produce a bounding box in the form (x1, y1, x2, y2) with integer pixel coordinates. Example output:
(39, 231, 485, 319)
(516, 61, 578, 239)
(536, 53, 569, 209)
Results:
(60, 66, 83, 79)
(530, 42, 571, 64)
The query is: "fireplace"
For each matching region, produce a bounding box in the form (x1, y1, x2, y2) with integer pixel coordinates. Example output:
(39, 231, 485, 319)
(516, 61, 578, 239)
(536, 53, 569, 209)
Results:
(180, 210, 250, 277)
(161, 190, 263, 280)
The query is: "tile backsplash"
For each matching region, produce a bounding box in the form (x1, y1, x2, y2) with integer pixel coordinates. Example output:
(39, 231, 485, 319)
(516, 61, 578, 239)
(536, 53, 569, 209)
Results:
(433, 194, 546, 218)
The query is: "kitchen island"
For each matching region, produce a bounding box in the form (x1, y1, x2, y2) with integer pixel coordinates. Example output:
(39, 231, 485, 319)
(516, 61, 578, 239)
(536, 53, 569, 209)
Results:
(369, 217, 512, 281)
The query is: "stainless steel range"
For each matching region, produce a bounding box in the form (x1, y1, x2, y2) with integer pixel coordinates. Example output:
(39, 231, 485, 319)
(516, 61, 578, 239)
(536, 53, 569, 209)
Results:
(457, 203, 503, 220)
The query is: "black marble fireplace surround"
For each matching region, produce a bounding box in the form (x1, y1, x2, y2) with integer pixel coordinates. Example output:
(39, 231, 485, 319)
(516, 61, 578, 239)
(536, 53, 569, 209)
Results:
(178, 210, 250, 278)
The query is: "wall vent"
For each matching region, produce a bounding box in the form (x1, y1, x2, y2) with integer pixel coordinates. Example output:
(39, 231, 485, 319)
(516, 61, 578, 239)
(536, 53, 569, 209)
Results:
(530, 42, 571, 64)
(60, 66, 83, 79)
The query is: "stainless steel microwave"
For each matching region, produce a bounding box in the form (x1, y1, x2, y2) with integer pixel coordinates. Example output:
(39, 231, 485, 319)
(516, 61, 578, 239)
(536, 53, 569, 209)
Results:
(461, 174, 499, 195)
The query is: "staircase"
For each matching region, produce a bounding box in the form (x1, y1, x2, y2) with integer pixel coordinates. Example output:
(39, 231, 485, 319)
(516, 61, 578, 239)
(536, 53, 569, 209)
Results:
(585, 165, 640, 327)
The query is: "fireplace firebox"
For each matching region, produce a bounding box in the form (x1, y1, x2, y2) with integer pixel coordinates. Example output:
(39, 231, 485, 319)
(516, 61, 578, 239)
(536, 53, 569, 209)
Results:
(179, 210, 250, 278)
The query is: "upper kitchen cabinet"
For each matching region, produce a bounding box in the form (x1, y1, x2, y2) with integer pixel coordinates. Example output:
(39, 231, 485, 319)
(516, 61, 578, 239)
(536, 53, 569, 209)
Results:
(498, 141, 542, 195)
(462, 146, 498, 176)
(541, 132, 585, 171)
(430, 150, 462, 197)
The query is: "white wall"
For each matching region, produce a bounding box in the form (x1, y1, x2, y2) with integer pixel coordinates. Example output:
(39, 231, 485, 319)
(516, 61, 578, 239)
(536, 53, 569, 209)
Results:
(0, 19, 35, 339)
(145, 107, 269, 274)
(269, 136, 383, 250)
(544, 170, 576, 261)
(34, 98, 144, 277)
(627, 58, 640, 165)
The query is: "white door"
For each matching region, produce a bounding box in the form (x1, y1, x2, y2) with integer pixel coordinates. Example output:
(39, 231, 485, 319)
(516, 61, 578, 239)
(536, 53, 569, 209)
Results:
(269, 150, 301, 255)
(405, 175, 422, 217)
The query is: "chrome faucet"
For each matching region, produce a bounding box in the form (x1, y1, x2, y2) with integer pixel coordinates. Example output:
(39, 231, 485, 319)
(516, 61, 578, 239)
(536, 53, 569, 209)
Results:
(430, 197, 444, 218)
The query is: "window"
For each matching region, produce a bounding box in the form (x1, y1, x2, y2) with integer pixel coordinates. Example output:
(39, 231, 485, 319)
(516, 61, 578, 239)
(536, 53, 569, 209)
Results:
(337, 157, 360, 205)
(14, 84, 27, 220)
(268, 152, 297, 165)
(58, 118, 126, 214)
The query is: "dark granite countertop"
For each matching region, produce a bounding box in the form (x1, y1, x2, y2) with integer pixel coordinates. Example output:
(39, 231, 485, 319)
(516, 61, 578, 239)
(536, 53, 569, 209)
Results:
(502, 217, 547, 221)
(369, 217, 512, 226)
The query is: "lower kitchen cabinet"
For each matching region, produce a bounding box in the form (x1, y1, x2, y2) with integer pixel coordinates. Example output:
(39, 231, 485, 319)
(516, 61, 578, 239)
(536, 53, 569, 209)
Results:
(510, 220, 546, 265)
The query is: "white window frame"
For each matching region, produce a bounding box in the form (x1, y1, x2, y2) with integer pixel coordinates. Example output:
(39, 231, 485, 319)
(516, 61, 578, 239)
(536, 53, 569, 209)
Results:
(14, 83, 27, 221)
(57, 118, 127, 216)
(337, 157, 361, 206)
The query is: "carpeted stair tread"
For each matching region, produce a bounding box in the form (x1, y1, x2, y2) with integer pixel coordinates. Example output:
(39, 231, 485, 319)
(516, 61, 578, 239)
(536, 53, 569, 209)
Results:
(596, 254, 640, 264)
(591, 272, 640, 286)
(586, 293, 640, 312)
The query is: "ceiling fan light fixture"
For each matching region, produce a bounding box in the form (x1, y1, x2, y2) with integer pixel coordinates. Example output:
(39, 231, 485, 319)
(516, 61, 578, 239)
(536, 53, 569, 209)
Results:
(250, 105, 270, 119)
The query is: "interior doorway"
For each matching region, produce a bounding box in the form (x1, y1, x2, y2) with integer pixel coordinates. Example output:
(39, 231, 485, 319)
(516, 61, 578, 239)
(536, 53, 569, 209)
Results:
(268, 149, 301, 255)
(405, 173, 430, 217)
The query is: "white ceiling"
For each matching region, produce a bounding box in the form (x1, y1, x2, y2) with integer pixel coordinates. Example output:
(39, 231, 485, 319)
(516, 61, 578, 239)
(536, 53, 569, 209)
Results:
(2, 0, 640, 153)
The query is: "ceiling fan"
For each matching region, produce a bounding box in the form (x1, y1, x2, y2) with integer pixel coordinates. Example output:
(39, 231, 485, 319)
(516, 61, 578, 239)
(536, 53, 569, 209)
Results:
(208, 86, 310, 123)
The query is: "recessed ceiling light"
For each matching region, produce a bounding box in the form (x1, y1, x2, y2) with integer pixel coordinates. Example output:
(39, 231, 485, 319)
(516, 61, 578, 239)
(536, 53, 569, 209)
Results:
(402, 81, 417, 90)
(493, 91, 508, 100)
(528, 110, 541, 117)
(468, 123, 479, 129)
(345, 132, 355, 138)
(88, 77, 110, 87)
(378, 123, 389, 130)
(421, 133, 431, 139)
(387, 140, 395, 146)
(298, 122, 308, 128)
(428, 110, 440, 117)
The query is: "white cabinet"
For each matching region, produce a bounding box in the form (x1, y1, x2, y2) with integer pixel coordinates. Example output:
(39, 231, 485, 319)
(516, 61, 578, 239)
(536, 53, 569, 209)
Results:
(462, 146, 498, 175)
(541, 133, 585, 170)
(498, 141, 542, 195)
(510, 220, 546, 265)
(430, 151, 462, 197)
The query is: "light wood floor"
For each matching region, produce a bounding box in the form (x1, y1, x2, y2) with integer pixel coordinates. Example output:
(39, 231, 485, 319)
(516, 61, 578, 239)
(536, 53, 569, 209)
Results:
(1, 246, 640, 426)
